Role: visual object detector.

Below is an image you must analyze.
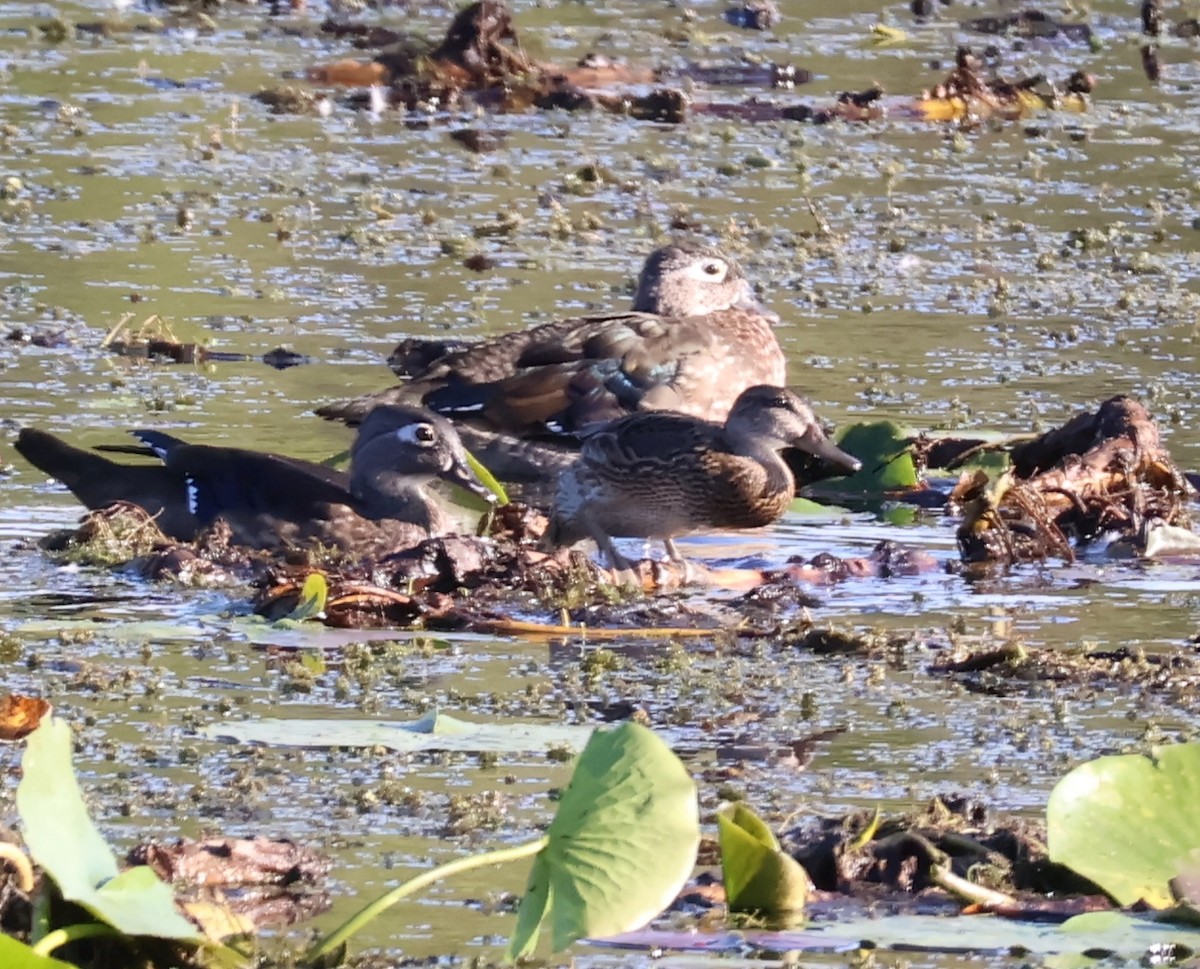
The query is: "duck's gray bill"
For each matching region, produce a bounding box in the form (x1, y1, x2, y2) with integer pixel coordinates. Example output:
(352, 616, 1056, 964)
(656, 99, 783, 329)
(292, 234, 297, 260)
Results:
(796, 429, 862, 474)
(443, 456, 498, 503)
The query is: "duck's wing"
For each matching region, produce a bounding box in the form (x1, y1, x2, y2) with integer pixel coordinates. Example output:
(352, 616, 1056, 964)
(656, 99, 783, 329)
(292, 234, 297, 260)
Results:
(579, 411, 722, 466)
(90, 429, 193, 460)
(317, 313, 647, 425)
(158, 446, 352, 527)
(422, 314, 720, 433)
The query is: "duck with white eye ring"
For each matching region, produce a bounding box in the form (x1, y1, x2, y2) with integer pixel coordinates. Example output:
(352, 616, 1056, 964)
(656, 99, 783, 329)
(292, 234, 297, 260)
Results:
(14, 405, 493, 558)
(316, 242, 788, 487)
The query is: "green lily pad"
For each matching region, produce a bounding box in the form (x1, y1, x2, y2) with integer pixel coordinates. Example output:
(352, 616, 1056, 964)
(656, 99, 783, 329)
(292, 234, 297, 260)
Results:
(788, 497, 850, 518)
(14, 619, 217, 641)
(507, 721, 699, 957)
(0, 935, 77, 969)
(946, 448, 1011, 477)
(594, 912, 1200, 957)
(12, 616, 485, 652)
(808, 911, 1200, 955)
(17, 718, 201, 941)
(286, 573, 329, 621)
(1047, 743, 1200, 907)
(809, 421, 918, 496)
(464, 449, 509, 506)
(202, 710, 595, 754)
(717, 802, 810, 915)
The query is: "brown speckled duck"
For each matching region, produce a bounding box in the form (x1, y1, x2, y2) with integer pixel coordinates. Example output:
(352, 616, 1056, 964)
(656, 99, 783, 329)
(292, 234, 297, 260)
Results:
(549, 386, 861, 580)
(316, 243, 787, 483)
(15, 405, 491, 558)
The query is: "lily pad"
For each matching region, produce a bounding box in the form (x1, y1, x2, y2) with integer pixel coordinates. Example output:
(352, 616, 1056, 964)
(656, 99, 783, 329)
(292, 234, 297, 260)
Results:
(788, 496, 850, 518)
(717, 802, 810, 915)
(507, 721, 699, 957)
(202, 710, 595, 753)
(810, 911, 1200, 955)
(810, 421, 919, 495)
(286, 573, 328, 621)
(17, 718, 201, 941)
(0, 936, 77, 969)
(13, 616, 488, 652)
(591, 913, 1200, 957)
(14, 619, 219, 641)
(1047, 743, 1200, 907)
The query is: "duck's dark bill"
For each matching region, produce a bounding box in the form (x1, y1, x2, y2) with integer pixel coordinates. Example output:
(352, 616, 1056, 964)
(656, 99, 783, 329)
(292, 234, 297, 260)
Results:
(796, 430, 863, 474)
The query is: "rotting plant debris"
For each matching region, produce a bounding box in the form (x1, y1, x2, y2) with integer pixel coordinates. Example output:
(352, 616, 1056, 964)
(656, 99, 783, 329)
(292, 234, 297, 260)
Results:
(776, 796, 1109, 909)
(128, 837, 332, 931)
(268, 2, 1091, 126)
(954, 396, 1192, 566)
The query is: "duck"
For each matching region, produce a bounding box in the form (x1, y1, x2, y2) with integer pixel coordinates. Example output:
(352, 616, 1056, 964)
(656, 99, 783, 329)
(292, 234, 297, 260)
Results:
(14, 405, 492, 558)
(548, 385, 861, 580)
(316, 242, 787, 483)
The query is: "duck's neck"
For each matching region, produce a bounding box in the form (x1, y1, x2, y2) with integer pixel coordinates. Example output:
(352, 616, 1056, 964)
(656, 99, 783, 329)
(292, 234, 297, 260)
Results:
(351, 469, 444, 533)
(734, 440, 795, 497)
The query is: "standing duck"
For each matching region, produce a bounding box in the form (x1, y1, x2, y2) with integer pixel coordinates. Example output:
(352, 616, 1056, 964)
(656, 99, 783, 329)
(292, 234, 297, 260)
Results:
(14, 405, 492, 557)
(316, 243, 787, 482)
(549, 386, 861, 581)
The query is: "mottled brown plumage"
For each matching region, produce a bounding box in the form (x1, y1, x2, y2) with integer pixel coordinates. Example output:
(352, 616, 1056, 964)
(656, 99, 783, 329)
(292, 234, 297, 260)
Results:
(316, 243, 787, 483)
(550, 386, 861, 579)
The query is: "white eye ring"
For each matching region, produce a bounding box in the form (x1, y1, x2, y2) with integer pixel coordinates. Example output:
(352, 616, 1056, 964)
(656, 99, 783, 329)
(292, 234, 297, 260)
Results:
(684, 259, 728, 283)
(396, 422, 437, 446)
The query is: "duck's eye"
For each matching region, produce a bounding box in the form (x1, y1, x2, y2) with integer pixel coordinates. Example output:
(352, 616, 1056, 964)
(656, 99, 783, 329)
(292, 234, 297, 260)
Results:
(398, 422, 438, 446)
(702, 262, 722, 275)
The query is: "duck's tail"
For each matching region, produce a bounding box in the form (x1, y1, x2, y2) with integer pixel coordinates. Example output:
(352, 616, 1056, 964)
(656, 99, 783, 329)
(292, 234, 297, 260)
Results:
(14, 428, 194, 538)
(15, 429, 121, 497)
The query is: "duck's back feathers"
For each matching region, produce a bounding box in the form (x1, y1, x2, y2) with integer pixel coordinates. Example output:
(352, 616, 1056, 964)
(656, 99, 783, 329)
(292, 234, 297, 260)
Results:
(568, 413, 788, 536)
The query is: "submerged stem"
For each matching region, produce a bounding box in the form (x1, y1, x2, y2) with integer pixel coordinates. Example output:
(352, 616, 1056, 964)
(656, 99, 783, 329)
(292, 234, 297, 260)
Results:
(304, 835, 549, 964)
(33, 923, 121, 956)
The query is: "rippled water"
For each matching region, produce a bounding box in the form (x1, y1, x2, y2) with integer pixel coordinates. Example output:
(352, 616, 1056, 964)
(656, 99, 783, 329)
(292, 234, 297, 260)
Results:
(1, 0, 1199, 961)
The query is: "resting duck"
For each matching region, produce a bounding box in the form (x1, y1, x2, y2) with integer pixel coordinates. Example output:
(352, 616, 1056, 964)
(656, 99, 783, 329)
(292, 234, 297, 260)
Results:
(316, 243, 787, 482)
(15, 405, 491, 557)
(549, 385, 861, 580)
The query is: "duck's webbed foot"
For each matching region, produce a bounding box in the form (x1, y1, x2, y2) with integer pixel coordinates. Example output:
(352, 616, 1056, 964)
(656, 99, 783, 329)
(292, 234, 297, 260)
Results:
(588, 525, 643, 590)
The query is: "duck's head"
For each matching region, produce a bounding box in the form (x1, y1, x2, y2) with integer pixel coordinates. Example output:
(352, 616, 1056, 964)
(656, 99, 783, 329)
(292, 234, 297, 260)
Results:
(727, 386, 862, 473)
(632, 243, 779, 321)
(351, 405, 495, 503)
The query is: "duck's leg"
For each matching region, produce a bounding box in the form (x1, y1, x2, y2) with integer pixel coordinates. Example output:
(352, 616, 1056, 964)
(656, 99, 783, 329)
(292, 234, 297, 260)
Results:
(580, 515, 641, 588)
(663, 537, 684, 562)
